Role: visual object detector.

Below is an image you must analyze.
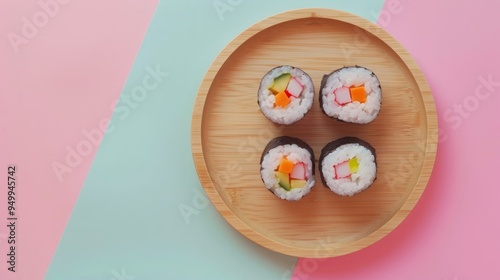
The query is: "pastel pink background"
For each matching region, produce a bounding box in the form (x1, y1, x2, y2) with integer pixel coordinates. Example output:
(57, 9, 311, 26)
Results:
(294, 0, 500, 279)
(0, 1, 158, 279)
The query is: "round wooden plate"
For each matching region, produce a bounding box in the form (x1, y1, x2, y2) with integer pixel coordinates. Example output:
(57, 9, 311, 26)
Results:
(191, 9, 437, 258)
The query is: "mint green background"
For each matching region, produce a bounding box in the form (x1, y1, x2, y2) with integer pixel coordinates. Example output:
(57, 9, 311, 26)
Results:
(45, 1, 384, 279)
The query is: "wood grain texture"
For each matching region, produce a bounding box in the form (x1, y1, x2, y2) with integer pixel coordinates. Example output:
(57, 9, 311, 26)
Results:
(191, 9, 437, 258)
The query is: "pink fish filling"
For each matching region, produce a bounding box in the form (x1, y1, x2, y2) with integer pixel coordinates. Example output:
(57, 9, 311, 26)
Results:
(334, 161, 351, 179)
(334, 87, 351, 105)
(290, 162, 306, 180)
(285, 77, 304, 98)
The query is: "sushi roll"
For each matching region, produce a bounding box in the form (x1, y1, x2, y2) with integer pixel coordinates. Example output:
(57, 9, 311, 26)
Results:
(320, 66, 381, 124)
(258, 65, 314, 125)
(319, 137, 377, 196)
(260, 136, 315, 201)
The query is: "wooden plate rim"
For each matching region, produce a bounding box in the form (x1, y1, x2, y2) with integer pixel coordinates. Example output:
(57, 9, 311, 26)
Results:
(191, 8, 437, 258)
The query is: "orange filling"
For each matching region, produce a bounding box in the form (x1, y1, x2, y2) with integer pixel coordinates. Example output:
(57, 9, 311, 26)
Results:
(350, 86, 367, 103)
(275, 91, 291, 108)
(278, 158, 294, 173)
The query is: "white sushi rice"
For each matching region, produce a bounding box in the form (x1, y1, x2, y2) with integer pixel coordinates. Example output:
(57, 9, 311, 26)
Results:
(261, 144, 315, 201)
(321, 143, 376, 196)
(258, 66, 314, 125)
(321, 67, 381, 124)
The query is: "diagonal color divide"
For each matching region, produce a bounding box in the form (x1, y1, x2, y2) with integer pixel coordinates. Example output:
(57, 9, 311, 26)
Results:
(0, 1, 158, 279)
(37, 1, 385, 280)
